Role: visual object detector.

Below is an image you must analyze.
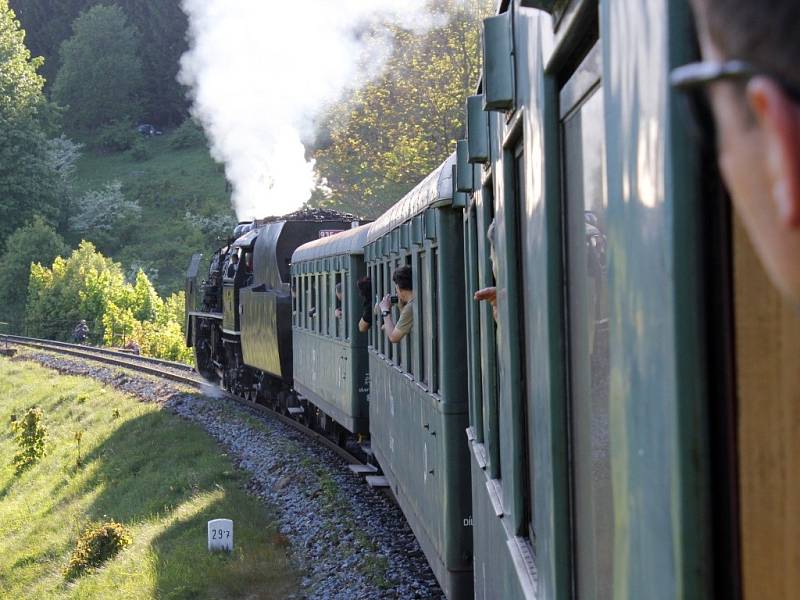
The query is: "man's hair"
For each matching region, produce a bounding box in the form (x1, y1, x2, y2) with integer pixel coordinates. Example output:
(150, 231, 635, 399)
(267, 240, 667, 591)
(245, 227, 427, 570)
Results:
(392, 265, 412, 291)
(700, 0, 800, 89)
(357, 276, 371, 300)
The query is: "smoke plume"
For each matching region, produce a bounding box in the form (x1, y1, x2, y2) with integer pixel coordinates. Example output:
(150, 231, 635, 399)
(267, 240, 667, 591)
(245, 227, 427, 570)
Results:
(178, 0, 440, 220)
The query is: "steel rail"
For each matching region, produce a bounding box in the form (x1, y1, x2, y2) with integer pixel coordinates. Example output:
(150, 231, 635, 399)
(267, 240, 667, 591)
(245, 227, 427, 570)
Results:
(1, 335, 362, 467)
(1, 334, 194, 371)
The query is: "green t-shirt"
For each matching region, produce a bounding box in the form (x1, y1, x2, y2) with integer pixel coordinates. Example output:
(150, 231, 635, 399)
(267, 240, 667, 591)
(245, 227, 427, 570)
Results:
(394, 299, 413, 338)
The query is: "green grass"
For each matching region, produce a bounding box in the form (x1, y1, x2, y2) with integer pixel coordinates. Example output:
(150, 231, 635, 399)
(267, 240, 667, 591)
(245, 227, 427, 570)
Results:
(74, 135, 228, 201)
(71, 133, 233, 296)
(0, 358, 298, 599)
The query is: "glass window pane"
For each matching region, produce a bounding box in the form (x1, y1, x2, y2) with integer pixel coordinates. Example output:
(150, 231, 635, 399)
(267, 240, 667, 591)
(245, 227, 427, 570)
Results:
(564, 86, 611, 599)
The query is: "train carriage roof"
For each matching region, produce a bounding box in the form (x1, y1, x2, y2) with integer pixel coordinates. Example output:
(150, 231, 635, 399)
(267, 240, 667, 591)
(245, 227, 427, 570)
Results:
(366, 152, 456, 244)
(291, 223, 371, 264)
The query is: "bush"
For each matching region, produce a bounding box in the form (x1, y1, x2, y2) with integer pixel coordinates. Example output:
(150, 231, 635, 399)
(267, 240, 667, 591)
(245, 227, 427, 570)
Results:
(64, 521, 132, 580)
(95, 122, 136, 152)
(169, 119, 206, 150)
(129, 139, 152, 162)
(10, 407, 47, 474)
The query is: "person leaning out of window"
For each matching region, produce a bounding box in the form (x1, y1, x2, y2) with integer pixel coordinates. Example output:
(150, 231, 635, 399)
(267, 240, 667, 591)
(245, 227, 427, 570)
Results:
(357, 276, 372, 333)
(377, 266, 413, 343)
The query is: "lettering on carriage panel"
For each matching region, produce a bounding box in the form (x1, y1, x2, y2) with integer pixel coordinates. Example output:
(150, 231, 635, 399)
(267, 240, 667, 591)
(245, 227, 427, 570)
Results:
(207, 519, 233, 552)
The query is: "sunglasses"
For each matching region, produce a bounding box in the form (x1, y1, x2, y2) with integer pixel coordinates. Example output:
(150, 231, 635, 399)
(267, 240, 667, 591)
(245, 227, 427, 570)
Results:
(671, 60, 800, 102)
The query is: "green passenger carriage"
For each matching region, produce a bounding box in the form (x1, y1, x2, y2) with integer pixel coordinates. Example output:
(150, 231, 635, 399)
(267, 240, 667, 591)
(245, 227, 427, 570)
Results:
(364, 153, 473, 599)
(291, 225, 372, 435)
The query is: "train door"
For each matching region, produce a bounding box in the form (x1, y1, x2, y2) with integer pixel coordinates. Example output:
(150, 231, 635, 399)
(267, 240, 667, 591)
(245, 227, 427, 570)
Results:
(559, 42, 611, 599)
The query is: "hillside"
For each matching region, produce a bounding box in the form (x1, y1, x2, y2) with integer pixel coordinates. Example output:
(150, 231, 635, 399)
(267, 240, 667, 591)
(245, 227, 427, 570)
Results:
(72, 132, 235, 296)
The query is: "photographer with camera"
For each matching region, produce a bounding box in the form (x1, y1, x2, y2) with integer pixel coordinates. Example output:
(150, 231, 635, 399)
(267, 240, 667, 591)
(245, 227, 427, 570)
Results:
(377, 265, 413, 343)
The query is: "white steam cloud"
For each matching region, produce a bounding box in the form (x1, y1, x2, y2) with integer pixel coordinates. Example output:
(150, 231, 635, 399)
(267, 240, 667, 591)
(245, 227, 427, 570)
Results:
(178, 0, 441, 220)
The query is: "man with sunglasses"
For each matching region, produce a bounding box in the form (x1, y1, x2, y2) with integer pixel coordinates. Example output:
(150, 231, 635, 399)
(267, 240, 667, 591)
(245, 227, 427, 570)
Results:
(674, 1, 800, 303)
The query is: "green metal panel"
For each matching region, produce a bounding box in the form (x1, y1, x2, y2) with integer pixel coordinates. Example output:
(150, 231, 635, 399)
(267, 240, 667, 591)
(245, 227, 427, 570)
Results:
(601, 1, 712, 598)
(413, 215, 424, 245)
(467, 95, 490, 163)
(401, 222, 411, 250)
(425, 209, 437, 241)
(483, 12, 514, 111)
(456, 139, 474, 192)
(391, 228, 400, 253)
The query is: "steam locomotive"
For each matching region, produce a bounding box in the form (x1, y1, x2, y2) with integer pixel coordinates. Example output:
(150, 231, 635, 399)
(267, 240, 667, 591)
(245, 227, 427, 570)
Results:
(186, 1, 796, 599)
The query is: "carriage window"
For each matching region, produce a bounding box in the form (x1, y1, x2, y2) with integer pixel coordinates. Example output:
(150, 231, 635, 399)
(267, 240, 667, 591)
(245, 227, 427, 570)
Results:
(561, 43, 611, 599)
(417, 250, 427, 385)
(404, 254, 412, 374)
(334, 271, 343, 339)
(467, 207, 483, 440)
(321, 272, 329, 336)
(300, 274, 306, 329)
(385, 259, 393, 362)
(309, 274, 318, 332)
(513, 140, 534, 544)
(480, 181, 500, 478)
(431, 247, 440, 394)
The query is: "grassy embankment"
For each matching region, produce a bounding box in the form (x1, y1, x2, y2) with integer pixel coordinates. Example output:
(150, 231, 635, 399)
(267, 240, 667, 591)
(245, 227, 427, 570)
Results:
(0, 358, 297, 599)
(74, 134, 233, 296)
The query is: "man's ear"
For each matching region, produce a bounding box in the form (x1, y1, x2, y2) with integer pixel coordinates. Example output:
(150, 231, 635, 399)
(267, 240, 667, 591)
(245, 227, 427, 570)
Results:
(748, 77, 800, 229)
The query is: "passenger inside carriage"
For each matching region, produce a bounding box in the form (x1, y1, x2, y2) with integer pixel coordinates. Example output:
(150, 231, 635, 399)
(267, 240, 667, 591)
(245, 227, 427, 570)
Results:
(473, 220, 498, 321)
(356, 276, 372, 333)
(334, 282, 343, 319)
(377, 266, 413, 343)
(680, 0, 800, 304)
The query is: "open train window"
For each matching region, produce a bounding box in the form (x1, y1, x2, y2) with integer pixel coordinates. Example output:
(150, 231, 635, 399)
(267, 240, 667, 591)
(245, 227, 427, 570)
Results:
(334, 271, 343, 339)
(402, 253, 412, 374)
(466, 205, 483, 441)
(560, 40, 611, 599)
(480, 181, 501, 478)
(431, 247, 440, 394)
(417, 249, 427, 387)
(508, 136, 534, 544)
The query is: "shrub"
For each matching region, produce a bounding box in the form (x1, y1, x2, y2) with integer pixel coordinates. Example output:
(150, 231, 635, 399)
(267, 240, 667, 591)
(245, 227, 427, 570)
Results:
(169, 119, 206, 150)
(95, 122, 136, 152)
(129, 139, 152, 162)
(64, 521, 132, 580)
(11, 407, 47, 474)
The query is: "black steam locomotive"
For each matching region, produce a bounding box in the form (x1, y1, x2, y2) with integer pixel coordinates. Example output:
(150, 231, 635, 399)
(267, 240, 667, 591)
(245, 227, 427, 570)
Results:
(185, 209, 362, 439)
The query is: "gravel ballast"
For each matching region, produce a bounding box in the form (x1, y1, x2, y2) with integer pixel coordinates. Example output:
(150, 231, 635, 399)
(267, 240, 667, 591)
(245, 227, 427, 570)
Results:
(10, 350, 445, 599)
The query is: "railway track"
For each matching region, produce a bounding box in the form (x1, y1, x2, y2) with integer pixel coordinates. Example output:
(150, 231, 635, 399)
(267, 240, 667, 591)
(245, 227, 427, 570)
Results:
(1, 334, 363, 467)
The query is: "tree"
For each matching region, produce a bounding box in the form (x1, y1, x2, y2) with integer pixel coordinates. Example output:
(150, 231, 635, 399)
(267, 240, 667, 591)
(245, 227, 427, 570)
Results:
(309, 0, 493, 217)
(26, 241, 192, 362)
(53, 4, 143, 132)
(69, 180, 142, 243)
(0, 0, 61, 241)
(11, 0, 190, 125)
(0, 218, 68, 328)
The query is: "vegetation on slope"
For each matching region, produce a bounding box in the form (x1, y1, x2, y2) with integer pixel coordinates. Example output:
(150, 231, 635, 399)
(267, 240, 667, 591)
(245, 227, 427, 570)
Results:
(0, 358, 297, 599)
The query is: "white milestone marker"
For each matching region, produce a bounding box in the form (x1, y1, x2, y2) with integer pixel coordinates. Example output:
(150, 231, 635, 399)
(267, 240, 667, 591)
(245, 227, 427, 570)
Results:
(208, 519, 233, 552)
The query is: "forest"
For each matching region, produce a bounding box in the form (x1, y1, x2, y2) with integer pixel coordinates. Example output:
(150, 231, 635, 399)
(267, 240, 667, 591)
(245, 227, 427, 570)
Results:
(0, 0, 492, 355)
